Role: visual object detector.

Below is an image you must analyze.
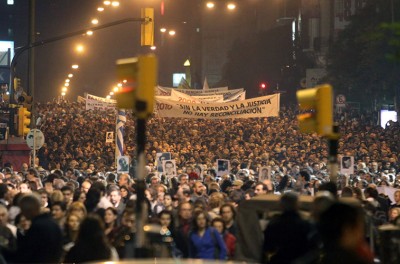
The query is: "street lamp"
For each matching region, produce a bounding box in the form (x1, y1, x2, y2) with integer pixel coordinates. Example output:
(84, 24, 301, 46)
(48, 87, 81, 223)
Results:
(68, 73, 73, 78)
(168, 30, 176, 36)
(227, 3, 236, 10)
(71, 64, 79, 69)
(91, 18, 99, 25)
(206, 2, 215, 9)
(75, 44, 85, 53)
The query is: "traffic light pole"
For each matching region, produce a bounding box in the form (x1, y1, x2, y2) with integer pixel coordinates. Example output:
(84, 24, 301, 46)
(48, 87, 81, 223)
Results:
(9, 17, 146, 104)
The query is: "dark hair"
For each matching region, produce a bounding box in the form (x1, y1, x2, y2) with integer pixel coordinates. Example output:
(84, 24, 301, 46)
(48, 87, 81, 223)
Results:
(211, 217, 226, 232)
(158, 210, 175, 230)
(318, 202, 364, 249)
(341, 187, 354, 198)
(64, 214, 111, 263)
(52, 201, 67, 212)
(191, 210, 209, 231)
(220, 203, 236, 219)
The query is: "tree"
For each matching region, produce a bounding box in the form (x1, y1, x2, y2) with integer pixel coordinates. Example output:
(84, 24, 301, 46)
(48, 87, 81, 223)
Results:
(325, 0, 400, 109)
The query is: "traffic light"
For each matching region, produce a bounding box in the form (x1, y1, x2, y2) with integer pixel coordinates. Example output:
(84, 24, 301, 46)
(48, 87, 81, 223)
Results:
(296, 84, 333, 136)
(116, 57, 138, 110)
(137, 54, 157, 119)
(18, 107, 31, 136)
(17, 94, 33, 111)
(260, 82, 267, 89)
(115, 54, 157, 119)
(141, 8, 154, 46)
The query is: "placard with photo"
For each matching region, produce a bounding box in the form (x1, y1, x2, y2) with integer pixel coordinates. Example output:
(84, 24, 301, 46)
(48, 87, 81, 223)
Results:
(340, 156, 354, 175)
(162, 159, 177, 178)
(217, 159, 230, 177)
(156, 152, 171, 172)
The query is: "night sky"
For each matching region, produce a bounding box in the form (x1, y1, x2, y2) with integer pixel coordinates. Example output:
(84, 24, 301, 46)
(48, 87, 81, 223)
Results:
(27, 0, 159, 102)
(14, 0, 282, 103)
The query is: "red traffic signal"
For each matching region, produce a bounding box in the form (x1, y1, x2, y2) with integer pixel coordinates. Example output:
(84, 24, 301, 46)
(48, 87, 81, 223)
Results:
(260, 82, 268, 89)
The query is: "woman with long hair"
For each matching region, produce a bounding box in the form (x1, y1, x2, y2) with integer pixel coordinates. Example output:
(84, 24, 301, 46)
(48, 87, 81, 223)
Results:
(62, 212, 82, 252)
(188, 210, 227, 260)
(104, 207, 119, 237)
(64, 214, 118, 262)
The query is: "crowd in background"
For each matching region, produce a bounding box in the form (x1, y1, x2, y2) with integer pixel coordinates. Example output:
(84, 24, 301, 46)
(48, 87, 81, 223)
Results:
(0, 100, 399, 263)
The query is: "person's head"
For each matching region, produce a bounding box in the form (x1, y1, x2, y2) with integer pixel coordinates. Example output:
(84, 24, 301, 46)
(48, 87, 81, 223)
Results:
(61, 185, 74, 204)
(19, 182, 31, 193)
(51, 201, 67, 220)
(394, 190, 400, 204)
(299, 171, 311, 182)
(15, 213, 31, 231)
(118, 173, 131, 187)
(121, 208, 136, 233)
(254, 183, 267, 195)
(120, 185, 130, 199)
(76, 214, 106, 243)
(341, 186, 354, 198)
(73, 189, 86, 203)
(211, 217, 226, 234)
(178, 201, 193, 221)
(220, 203, 236, 223)
(109, 188, 121, 206)
(389, 207, 400, 222)
(280, 192, 299, 212)
(37, 189, 49, 207)
(163, 193, 173, 207)
(104, 207, 118, 225)
(81, 180, 91, 194)
(192, 181, 205, 196)
(19, 194, 42, 220)
(192, 210, 208, 231)
(67, 201, 87, 219)
(0, 204, 8, 226)
(158, 210, 173, 228)
(319, 202, 365, 250)
(66, 212, 82, 233)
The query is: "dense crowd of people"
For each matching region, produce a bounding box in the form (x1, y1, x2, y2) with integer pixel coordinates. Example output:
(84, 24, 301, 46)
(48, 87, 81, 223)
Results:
(0, 100, 399, 263)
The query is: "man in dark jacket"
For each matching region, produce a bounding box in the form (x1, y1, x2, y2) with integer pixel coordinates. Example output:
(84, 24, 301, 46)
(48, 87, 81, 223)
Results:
(16, 194, 63, 263)
(263, 192, 319, 263)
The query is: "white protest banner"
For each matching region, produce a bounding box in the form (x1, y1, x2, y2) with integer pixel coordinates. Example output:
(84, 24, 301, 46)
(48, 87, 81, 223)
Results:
(85, 93, 116, 110)
(194, 94, 224, 102)
(156, 86, 229, 96)
(170, 89, 223, 104)
(155, 93, 280, 119)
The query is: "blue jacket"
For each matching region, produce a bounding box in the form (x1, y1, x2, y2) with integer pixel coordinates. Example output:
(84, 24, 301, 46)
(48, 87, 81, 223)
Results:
(189, 227, 227, 260)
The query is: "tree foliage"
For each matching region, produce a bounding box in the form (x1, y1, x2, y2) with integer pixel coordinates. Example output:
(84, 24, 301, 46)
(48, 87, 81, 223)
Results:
(326, 0, 400, 108)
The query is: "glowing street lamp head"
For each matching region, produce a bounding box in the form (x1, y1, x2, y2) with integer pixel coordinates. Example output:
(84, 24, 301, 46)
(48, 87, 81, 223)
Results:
(97, 7, 104, 12)
(62, 87, 68, 92)
(227, 3, 236, 10)
(91, 18, 99, 25)
(150, 46, 156, 50)
(72, 64, 79, 69)
(61, 92, 66, 96)
(113, 86, 119, 92)
(106, 95, 111, 99)
(168, 30, 176, 36)
(111, 1, 119, 7)
(64, 83, 70, 87)
(103, 1, 111, 5)
(68, 74, 73, 78)
(206, 2, 215, 9)
(65, 79, 70, 83)
(75, 44, 85, 53)
(86, 31, 93, 36)
(160, 28, 167, 33)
